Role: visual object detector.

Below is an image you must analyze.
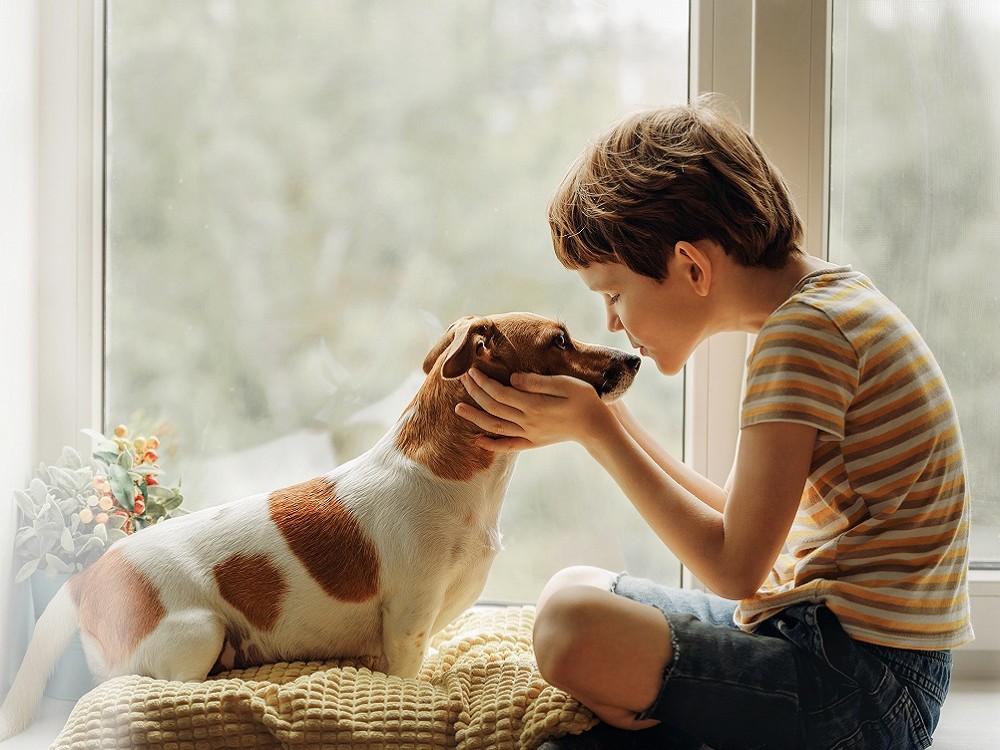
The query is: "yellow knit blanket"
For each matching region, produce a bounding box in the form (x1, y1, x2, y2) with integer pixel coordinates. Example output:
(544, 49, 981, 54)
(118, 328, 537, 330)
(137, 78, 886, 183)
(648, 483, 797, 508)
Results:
(51, 605, 597, 749)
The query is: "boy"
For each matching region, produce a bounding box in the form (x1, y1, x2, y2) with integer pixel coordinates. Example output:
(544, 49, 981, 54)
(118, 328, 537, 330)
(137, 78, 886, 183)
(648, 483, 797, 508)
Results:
(455, 98, 972, 749)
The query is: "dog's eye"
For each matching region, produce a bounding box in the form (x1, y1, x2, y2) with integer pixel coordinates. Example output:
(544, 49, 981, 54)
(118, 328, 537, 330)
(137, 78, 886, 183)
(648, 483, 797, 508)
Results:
(553, 332, 569, 350)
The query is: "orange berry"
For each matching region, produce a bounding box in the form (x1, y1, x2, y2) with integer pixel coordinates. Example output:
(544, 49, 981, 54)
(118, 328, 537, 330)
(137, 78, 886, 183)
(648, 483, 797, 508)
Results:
(98, 496, 113, 511)
(145, 475, 159, 487)
(133, 437, 147, 453)
(147, 436, 160, 450)
(133, 498, 146, 515)
(79, 508, 94, 523)
(114, 425, 127, 438)
(143, 449, 159, 463)
(95, 513, 108, 525)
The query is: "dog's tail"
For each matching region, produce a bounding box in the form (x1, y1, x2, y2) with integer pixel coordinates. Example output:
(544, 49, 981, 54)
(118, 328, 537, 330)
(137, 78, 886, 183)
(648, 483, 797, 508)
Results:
(0, 580, 80, 741)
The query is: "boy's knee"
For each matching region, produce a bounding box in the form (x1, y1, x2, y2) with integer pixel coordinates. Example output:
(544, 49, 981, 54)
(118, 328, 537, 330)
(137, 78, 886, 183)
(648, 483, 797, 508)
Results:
(537, 565, 616, 612)
(533, 584, 611, 688)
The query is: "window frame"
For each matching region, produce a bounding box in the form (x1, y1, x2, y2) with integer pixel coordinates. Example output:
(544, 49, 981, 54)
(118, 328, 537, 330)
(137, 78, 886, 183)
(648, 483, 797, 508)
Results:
(31, 0, 999, 671)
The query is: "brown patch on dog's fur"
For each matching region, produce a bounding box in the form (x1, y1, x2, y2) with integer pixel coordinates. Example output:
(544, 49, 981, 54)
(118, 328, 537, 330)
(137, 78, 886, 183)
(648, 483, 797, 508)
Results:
(396, 375, 497, 482)
(213, 553, 286, 631)
(69, 547, 165, 672)
(269, 477, 380, 602)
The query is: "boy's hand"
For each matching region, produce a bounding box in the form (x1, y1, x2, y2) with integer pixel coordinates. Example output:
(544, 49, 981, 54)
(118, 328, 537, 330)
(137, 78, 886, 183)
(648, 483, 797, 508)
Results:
(455, 367, 612, 452)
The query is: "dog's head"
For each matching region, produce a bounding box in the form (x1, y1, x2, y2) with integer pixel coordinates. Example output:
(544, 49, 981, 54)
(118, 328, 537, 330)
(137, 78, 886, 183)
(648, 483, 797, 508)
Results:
(422, 312, 640, 400)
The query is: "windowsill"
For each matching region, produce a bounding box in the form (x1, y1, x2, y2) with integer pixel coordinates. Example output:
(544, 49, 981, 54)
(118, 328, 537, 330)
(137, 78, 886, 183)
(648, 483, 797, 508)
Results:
(955, 569, 1000, 678)
(969, 568, 1000, 590)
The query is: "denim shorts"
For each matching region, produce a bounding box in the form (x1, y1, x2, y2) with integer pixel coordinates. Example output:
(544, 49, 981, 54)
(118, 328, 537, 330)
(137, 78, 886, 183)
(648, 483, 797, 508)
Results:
(613, 574, 952, 750)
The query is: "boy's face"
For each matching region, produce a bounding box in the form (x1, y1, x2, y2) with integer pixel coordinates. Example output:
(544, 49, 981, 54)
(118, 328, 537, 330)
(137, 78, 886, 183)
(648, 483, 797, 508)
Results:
(577, 259, 707, 376)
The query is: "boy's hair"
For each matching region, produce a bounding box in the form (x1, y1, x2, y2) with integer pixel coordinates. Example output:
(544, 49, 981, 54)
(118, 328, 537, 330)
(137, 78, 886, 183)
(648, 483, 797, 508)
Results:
(548, 96, 804, 280)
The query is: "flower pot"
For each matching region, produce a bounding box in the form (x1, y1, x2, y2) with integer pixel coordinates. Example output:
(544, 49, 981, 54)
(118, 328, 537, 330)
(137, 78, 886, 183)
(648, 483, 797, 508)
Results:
(29, 572, 96, 701)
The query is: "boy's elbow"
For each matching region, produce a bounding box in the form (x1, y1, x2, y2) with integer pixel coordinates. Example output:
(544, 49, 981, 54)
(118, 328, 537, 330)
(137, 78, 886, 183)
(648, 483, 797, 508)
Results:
(709, 568, 768, 601)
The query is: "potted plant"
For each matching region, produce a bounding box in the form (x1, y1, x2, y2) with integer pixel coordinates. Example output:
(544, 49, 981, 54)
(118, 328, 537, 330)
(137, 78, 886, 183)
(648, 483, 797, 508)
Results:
(11, 425, 186, 698)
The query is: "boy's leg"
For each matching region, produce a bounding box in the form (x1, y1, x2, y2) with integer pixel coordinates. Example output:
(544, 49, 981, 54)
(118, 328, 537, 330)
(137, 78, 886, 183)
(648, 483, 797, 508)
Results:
(534, 569, 673, 730)
(533, 567, 801, 748)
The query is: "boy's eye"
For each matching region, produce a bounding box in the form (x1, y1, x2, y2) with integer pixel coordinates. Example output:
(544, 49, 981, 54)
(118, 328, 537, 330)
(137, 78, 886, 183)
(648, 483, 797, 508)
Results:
(607, 293, 621, 305)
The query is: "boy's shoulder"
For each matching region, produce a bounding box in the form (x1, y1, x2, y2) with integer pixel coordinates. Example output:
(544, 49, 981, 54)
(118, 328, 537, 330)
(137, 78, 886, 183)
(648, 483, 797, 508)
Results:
(768, 265, 915, 348)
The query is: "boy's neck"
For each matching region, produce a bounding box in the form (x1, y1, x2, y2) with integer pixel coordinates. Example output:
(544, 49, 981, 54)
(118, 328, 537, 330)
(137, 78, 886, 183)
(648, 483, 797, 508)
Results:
(722, 252, 838, 333)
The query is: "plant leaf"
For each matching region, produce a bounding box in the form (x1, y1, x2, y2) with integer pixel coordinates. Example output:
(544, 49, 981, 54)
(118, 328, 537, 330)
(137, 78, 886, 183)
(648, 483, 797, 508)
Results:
(61, 445, 84, 470)
(60, 526, 74, 553)
(30, 477, 48, 505)
(44, 554, 74, 574)
(106, 529, 128, 543)
(14, 526, 37, 547)
(34, 521, 60, 540)
(15, 559, 39, 584)
(48, 465, 78, 494)
(108, 464, 135, 510)
(93, 450, 119, 465)
(58, 498, 83, 517)
(76, 537, 105, 557)
(160, 494, 185, 511)
(13, 489, 36, 518)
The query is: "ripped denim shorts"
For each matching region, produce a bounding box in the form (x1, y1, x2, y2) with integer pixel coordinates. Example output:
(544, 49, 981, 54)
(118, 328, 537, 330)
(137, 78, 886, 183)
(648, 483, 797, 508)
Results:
(613, 573, 952, 750)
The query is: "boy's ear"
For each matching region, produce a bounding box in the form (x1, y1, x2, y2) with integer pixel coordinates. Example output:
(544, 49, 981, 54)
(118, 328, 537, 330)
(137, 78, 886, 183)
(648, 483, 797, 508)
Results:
(674, 241, 712, 297)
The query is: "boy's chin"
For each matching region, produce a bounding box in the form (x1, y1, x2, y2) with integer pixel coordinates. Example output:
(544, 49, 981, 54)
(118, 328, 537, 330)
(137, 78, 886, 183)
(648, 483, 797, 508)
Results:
(650, 354, 685, 377)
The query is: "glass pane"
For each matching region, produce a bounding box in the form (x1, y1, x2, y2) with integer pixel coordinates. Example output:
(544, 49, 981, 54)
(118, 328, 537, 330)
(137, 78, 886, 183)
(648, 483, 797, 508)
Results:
(105, 0, 689, 600)
(830, 0, 1000, 566)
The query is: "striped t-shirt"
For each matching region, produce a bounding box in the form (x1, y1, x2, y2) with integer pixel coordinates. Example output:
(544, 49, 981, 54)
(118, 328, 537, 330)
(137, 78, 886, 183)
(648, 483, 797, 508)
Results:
(734, 267, 973, 650)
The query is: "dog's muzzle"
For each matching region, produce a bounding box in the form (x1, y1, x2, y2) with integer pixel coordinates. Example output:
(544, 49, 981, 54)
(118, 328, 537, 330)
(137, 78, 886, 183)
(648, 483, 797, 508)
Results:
(599, 354, 641, 397)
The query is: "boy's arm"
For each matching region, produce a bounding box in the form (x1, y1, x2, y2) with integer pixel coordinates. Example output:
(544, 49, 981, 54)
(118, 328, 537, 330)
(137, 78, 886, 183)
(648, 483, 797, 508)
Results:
(608, 401, 729, 513)
(457, 368, 814, 599)
(589, 412, 814, 598)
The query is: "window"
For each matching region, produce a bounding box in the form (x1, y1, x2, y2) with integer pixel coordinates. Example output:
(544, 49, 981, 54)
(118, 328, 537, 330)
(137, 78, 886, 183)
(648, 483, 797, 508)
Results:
(104, 0, 689, 601)
(829, 0, 1000, 567)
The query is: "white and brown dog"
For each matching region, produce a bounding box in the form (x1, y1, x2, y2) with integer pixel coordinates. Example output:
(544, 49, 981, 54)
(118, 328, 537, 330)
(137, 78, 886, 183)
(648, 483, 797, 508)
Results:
(0, 312, 639, 740)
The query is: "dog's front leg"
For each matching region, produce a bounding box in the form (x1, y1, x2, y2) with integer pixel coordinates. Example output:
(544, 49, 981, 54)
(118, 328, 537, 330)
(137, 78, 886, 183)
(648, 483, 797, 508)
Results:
(380, 595, 443, 678)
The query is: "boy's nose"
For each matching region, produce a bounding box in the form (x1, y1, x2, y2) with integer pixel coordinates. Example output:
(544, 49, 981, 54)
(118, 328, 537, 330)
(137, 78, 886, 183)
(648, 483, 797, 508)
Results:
(606, 309, 623, 332)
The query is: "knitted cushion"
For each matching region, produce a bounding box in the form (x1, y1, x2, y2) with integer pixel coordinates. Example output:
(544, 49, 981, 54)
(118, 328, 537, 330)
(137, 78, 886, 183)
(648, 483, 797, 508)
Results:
(51, 605, 597, 749)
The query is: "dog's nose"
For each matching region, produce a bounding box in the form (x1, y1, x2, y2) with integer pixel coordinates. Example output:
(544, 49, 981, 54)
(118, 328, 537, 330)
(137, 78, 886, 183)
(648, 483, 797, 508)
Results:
(624, 355, 641, 372)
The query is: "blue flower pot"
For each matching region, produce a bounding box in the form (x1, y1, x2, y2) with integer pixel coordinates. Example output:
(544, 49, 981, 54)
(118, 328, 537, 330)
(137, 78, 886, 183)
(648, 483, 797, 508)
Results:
(29, 573, 96, 701)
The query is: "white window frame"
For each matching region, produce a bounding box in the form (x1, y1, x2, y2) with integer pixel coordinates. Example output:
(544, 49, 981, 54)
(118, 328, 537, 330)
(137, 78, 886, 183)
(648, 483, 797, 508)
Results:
(22, 0, 998, 677)
(36, 0, 105, 462)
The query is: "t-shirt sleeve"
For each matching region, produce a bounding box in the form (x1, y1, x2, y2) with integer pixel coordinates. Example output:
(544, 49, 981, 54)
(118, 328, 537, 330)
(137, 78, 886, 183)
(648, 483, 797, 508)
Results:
(741, 303, 859, 441)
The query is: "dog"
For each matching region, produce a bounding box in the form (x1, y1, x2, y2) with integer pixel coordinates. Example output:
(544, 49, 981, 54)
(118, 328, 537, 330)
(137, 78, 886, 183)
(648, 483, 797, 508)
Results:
(0, 312, 639, 740)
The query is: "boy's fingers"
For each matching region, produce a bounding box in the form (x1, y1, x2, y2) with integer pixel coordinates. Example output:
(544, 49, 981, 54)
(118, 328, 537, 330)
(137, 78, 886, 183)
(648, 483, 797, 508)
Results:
(510, 371, 574, 397)
(475, 435, 530, 453)
(467, 367, 526, 406)
(513, 372, 596, 400)
(454, 401, 523, 438)
(462, 371, 522, 420)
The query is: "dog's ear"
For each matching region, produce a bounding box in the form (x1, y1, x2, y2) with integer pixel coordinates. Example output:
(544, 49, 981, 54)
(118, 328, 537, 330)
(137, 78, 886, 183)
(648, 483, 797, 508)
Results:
(423, 317, 496, 379)
(422, 316, 478, 376)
